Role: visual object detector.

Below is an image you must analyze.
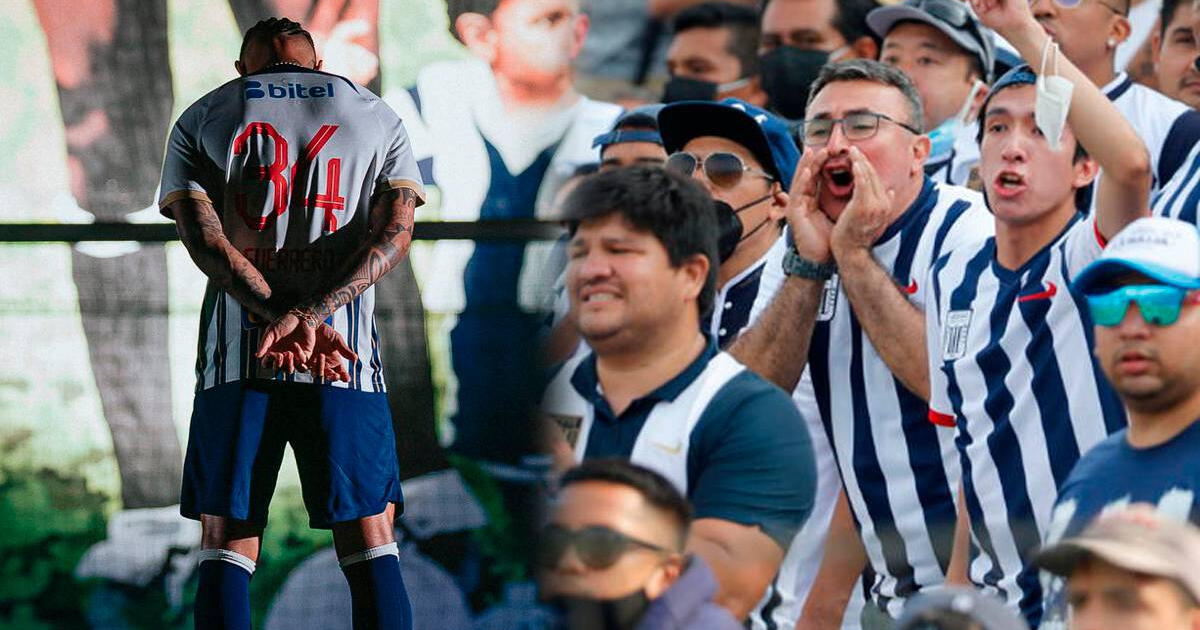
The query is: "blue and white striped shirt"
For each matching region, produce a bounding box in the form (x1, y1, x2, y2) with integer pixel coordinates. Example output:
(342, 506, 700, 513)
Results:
(925, 215, 1126, 626)
(807, 178, 993, 617)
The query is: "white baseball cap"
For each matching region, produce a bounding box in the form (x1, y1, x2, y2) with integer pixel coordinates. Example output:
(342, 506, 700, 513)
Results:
(1072, 217, 1200, 294)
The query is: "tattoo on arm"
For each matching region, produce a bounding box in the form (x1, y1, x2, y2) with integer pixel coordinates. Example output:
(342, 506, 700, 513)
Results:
(301, 187, 417, 321)
(172, 199, 277, 321)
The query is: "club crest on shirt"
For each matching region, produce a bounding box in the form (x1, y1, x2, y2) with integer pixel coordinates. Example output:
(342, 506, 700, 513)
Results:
(817, 274, 840, 322)
(544, 412, 584, 448)
(942, 309, 973, 361)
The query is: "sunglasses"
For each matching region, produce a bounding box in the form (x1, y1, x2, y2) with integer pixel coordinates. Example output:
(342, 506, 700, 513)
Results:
(799, 112, 921, 147)
(665, 151, 775, 189)
(537, 524, 672, 570)
(1086, 284, 1200, 327)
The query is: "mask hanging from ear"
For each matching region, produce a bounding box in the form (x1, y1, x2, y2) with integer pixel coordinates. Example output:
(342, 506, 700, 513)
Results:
(1035, 40, 1074, 151)
(662, 75, 752, 103)
(927, 79, 985, 162)
(759, 46, 847, 120)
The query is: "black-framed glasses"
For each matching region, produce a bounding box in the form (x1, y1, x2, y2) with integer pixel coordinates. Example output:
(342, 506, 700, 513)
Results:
(799, 112, 921, 146)
(664, 151, 775, 189)
(537, 524, 673, 570)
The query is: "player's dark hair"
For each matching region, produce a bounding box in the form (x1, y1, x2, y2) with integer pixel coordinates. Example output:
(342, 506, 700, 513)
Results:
(561, 459, 692, 549)
(1160, 0, 1188, 38)
(761, 0, 881, 46)
(562, 166, 718, 319)
(446, 0, 504, 42)
(240, 17, 315, 60)
(898, 608, 986, 630)
(673, 2, 764, 77)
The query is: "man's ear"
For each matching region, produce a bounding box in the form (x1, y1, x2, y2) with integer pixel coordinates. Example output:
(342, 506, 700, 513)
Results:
(570, 12, 590, 60)
(644, 555, 685, 600)
(680, 252, 711, 304)
(850, 35, 879, 61)
(769, 186, 789, 221)
(1072, 155, 1100, 189)
(912, 134, 932, 175)
(1108, 14, 1132, 48)
(968, 82, 990, 123)
(235, 59, 246, 76)
(314, 58, 323, 71)
(1149, 28, 1162, 68)
(455, 12, 498, 63)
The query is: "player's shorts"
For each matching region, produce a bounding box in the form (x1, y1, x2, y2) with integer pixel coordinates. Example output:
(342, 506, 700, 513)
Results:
(180, 379, 402, 528)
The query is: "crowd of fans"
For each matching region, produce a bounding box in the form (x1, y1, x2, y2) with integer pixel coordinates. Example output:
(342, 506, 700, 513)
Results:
(532, 0, 1200, 628)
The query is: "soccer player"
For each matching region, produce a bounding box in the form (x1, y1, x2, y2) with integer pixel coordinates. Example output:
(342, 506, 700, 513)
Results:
(541, 166, 816, 621)
(1036, 216, 1200, 627)
(924, 0, 1152, 623)
(730, 59, 993, 629)
(158, 18, 423, 630)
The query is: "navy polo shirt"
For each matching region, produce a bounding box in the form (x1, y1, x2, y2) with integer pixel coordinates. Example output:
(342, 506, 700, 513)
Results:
(570, 336, 817, 548)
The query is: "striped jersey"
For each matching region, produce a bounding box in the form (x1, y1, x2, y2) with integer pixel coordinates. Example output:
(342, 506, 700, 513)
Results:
(158, 65, 424, 392)
(806, 178, 994, 617)
(707, 236, 787, 348)
(1080, 74, 1200, 213)
(1152, 139, 1200, 225)
(925, 215, 1126, 625)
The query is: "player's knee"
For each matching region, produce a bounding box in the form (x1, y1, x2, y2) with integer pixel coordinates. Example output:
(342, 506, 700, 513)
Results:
(200, 514, 264, 558)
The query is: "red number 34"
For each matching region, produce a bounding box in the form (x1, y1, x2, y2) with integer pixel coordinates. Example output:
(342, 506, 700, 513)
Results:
(232, 121, 346, 231)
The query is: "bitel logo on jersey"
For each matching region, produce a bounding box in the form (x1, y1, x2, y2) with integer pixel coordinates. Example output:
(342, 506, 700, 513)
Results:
(244, 80, 335, 100)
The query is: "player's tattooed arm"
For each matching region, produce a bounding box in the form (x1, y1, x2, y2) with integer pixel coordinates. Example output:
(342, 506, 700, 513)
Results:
(296, 186, 417, 320)
(171, 198, 279, 321)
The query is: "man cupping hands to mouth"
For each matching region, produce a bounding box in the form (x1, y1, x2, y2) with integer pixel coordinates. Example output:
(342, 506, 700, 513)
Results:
(728, 59, 993, 626)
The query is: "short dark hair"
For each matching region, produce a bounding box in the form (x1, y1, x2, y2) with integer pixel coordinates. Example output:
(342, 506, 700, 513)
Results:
(561, 458, 693, 548)
(562, 167, 718, 318)
(615, 112, 659, 132)
(1160, 0, 1189, 38)
(899, 608, 985, 630)
(807, 59, 926, 133)
(240, 17, 315, 60)
(761, 0, 881, 45)
(446, 0, 503, 41)
(673, 2, 764, 77)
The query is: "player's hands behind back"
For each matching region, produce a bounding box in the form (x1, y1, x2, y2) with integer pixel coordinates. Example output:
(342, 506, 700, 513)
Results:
(257, 311, 357, 383)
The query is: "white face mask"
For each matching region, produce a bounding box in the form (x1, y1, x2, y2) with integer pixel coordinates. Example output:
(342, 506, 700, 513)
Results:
(1036, 40, 1074, 151)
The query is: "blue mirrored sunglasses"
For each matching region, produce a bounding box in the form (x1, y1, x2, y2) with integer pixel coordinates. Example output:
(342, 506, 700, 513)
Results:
(1085, 284, 1200, 327)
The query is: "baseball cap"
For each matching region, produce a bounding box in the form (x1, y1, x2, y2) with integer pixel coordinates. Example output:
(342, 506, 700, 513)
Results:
(894, 588, 1029, 630)
(592, 104, 666, 150)
(1034, 507, 1200, 603)
(867, 0, 997, 82)
(657, 98, 800, 191)
(1072, 217, 1200, 294)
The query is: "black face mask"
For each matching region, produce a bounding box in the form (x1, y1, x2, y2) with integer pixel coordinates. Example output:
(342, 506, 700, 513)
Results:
(714, 195, 773, 262)
(662, 75, 719, 103)
(759, 46, 833, 120)
(549, 590, 651, 630)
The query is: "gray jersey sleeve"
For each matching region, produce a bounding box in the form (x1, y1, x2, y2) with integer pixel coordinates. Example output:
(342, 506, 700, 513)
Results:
(376, 109, 426, 206)
(158, 101, 212, 218)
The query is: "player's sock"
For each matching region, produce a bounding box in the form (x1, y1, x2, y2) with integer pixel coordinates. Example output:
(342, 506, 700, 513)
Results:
(194, 549, 254, 630)
(339, 542, 412, 630)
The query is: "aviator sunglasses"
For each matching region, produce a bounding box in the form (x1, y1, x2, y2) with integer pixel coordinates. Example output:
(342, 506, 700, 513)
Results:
(1086, 284, 1200, 327)
(665, 151, 775, 189)
(537, 524, 673, 570)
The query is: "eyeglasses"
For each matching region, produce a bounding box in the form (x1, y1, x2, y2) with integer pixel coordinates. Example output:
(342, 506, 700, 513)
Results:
(1086, 284, 1200, 327)
(799, 112, 921, 147)
(664, 151, 775, 189)
(1028, 0, 1127, 15)
(537, 524, 672, 570)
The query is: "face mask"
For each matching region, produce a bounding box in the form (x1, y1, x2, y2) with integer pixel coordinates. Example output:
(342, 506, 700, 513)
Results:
(1036, 40, 1073, 151)
(661, 75, 752, 103)
(927, 80, 985, 161)
(759, 46, 848, 120)
(549, 590, 651, 630)
(714, 195, 773, 262)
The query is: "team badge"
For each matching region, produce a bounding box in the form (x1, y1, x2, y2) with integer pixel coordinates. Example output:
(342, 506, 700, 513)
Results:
(817, 274, 840, 321)
(942, 309, 973, 361)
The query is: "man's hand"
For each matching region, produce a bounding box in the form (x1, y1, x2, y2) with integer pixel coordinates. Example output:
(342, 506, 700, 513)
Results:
(257, 309, 318, 373)
(788, 147, 835, 263)
(971, 0, 1040, 42)
(831, 147, 896, 259)
(305, 323, 358, 383)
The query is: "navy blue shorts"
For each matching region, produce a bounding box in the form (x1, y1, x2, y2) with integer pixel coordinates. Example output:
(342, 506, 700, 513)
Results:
(181, 380, 402, 528)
